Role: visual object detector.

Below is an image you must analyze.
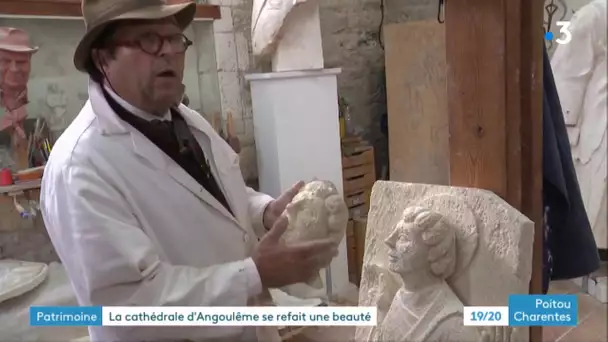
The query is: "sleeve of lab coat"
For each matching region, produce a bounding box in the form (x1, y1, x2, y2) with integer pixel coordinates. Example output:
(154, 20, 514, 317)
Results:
(247, 187, 274, 238)
(50, 162, 262, 341)
(550, 6, 597, 146)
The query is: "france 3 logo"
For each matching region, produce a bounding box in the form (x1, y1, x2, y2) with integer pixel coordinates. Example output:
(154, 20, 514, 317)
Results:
(545, 21, 572, 45)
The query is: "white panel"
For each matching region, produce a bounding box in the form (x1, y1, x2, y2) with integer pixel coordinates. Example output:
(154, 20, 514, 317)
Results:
(247, 69, 349, 294)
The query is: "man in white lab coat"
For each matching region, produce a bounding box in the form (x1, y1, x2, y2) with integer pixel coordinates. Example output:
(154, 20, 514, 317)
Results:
(40, 0, 337, 341)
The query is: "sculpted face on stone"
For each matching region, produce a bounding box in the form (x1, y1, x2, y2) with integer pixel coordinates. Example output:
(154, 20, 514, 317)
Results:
(385, 207, 456, 283)
(368, 206, 474, 342)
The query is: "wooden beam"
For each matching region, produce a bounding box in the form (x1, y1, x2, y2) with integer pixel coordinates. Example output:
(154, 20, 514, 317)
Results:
(0, 0, 221, 20)
(521, 4, 545, 342)
(445, 0, 544, 341)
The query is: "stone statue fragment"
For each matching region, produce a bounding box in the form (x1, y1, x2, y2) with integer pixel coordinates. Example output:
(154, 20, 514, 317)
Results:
(280, 180, 349, 299)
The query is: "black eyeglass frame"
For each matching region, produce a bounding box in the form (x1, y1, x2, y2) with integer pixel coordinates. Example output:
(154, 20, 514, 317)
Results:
(111, 32, 193, 56)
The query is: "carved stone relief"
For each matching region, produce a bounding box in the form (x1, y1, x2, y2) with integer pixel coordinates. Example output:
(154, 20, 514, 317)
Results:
(355, 181, 535, 342)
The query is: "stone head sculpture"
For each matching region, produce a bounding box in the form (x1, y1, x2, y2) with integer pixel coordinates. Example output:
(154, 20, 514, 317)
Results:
(282, 180, 348, 292)
(385, 206, 457, 286)
(0, 27, 37, 102)
(284, 180, 349, 246)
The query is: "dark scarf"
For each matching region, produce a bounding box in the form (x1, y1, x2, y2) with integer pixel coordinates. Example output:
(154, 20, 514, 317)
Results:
(101, 87, 233, 215)
(541, 45, 599, 284)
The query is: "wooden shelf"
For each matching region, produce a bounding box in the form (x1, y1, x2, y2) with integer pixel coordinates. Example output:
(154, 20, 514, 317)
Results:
(0, 0, 221, 20)
(0, 179, 41, 195)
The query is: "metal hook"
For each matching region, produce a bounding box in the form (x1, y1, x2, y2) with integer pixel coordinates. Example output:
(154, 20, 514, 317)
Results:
(437, 0, 445, 24)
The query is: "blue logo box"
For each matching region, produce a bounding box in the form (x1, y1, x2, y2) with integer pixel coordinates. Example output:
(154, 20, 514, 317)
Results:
(30, 306, 103, 326)
(508, 294, 578, 326)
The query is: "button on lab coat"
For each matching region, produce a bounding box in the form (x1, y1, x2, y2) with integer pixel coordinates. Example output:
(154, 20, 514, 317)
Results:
(40, 80, 275, 342)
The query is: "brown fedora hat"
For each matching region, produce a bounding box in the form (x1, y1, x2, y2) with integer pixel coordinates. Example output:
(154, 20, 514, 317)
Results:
(0, 27, 39, 53)
(73, 0, 196, 72)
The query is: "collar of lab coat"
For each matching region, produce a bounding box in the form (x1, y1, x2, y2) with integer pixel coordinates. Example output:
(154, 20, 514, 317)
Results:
(87, 79, 244, 229)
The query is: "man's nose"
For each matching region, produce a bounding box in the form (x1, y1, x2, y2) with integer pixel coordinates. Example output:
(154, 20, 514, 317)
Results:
(8, 60, 19, 71)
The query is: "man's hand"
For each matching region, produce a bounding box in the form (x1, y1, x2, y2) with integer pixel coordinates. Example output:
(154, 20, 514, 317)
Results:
(262, 181, 305, 230)
(252, 215, 338, 288)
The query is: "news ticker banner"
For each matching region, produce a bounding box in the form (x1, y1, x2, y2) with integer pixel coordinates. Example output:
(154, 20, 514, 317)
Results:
(464, 294, 577, 327)
(30, 294, 577, 327)
(30, 306, 377, 327)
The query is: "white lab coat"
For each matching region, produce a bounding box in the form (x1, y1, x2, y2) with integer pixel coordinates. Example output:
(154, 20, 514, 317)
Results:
(551, 0, 607, 249)
(40, 80, 276, 342)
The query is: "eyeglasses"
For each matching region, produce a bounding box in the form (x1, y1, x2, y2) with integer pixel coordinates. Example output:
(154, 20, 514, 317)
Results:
(113, 32, 193, 56)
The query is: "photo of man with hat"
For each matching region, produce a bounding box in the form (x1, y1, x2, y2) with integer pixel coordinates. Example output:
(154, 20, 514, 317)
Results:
(0, 27, 38, 163)
(40, 1, 338, 341)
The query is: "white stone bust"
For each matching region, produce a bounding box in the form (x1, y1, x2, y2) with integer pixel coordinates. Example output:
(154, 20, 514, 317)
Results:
(372, 206, 482, 342)
(280, 180, 348, 298)
(251, 0, 297, 57)
(250, 0, 324, 71)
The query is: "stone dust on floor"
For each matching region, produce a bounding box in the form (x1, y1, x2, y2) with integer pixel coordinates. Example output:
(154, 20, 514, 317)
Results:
(544, 280, 608, 341)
